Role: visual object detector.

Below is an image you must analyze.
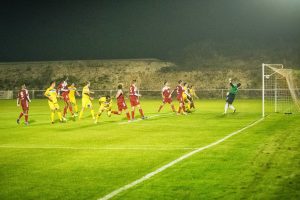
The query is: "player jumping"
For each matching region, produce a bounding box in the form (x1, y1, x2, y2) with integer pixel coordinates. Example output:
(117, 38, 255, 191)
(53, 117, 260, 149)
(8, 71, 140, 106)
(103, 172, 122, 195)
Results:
(224, 78, 241, 114)
(176, 80, 187, 115)
(68, 83, 81, 116)
(44, 81, 65, 124)
(79, 81, 95, 120)
(95, 95, 112, 124)
(17, 84, 31, 125)
(129, 80, 146, 120)
(158, 81, 176, 112)
(111, 83, 131, 121)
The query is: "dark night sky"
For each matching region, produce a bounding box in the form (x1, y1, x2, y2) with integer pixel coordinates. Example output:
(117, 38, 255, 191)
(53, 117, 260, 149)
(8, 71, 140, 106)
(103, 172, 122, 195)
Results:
(1, 0, 300, 62)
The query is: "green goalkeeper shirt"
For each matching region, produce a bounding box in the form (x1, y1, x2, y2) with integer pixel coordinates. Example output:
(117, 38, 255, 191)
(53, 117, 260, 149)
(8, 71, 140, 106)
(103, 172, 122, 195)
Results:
(229, 83, 238, 95)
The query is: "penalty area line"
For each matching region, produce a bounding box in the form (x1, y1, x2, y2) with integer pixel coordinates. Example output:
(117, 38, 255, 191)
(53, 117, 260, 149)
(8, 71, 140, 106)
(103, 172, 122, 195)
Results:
(98, 117, 264, 200)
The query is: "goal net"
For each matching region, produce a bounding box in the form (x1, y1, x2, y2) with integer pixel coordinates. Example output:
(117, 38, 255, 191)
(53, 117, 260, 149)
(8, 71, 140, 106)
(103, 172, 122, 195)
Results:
(262, 63, 300, 117)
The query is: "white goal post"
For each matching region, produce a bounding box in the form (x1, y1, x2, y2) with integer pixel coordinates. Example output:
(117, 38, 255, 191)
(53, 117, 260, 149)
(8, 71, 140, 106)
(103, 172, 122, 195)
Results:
(262, 63, 300, 117)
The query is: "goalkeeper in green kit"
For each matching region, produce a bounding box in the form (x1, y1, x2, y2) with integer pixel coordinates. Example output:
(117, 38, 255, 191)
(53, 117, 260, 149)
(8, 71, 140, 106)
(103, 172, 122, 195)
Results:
(224, 78, 241, 114)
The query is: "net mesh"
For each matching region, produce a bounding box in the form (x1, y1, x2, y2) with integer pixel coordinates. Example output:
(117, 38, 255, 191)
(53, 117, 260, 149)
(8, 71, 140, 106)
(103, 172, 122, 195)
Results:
(264, 64, 300, 115)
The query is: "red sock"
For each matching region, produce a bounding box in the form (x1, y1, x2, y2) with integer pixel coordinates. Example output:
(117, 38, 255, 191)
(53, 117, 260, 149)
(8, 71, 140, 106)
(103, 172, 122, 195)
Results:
(158, 105, 163, 112)
(69, 105, 73, 114)
(131, 111, 135, 119)
(112, 111, 120, 115)
(182, 105, 186, 112)
(171, 105, 175, 112)
(19, 112, 24, 119)
(25, 114, 28, 122)
(178, 107, 182, 113)
(126, 112, 131, 120)
(139, 109, 144, 117)
(63, 106, 68, 116)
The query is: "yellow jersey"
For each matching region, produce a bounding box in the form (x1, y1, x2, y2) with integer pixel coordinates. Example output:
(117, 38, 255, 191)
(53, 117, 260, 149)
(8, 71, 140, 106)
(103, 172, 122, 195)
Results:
(68, 85, 77, 99)
(99, 97, 112, 108)
(44, 87, 58, 103)
(82, 85, 90, 100)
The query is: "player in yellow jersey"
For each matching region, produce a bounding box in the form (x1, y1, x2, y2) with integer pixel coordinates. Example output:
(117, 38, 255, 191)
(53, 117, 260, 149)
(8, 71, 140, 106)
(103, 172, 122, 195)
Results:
(189, 85, 198, 109)
(94, 95, 112, 124)
(68, 83, 81, 116)
(182, 82, 192, 112)
(79, 81, 95, 120)
(44, 81, 65, 124)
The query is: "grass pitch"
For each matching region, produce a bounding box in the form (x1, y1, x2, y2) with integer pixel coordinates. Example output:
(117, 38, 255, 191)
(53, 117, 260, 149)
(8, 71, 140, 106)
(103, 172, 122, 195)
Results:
(0, 99, 299, 199)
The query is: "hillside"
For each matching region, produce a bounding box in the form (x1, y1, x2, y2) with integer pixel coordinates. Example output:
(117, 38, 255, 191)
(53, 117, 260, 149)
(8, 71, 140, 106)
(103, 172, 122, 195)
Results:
(0, 59, 299, 91)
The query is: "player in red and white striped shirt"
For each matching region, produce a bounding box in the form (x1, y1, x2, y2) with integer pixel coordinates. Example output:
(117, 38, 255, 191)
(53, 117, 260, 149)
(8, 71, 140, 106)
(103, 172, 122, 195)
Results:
(17, 84, 31, 125)
(158, 81, 176, 112)
(129, 80, 146, 120)
(176, 80, 187, 115)
(57, 79, 74, 119)
(111, 83, 131, 121)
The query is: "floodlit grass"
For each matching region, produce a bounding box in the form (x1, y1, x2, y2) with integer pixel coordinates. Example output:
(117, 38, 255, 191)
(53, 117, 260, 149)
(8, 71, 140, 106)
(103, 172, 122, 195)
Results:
(0, 99, 299, 199)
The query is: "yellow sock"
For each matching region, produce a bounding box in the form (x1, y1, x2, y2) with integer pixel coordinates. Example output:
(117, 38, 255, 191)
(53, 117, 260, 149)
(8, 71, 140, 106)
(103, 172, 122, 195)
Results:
(57, 111, 62, 121)
(51, 112, 55, 122)
(79, 110, 84, 119)
(74, 105, 78, 113)
(91, 110, 95, 119)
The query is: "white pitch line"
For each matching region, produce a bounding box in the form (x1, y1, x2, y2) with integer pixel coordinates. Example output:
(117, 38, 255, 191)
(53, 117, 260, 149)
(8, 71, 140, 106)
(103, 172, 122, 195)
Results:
(0, 145, 195, 151)
(98, 117, 264, 200)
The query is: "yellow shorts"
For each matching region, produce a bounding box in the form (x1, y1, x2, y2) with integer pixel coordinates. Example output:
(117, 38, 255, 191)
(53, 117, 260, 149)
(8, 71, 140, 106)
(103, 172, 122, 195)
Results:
(48, 101, 60, 110)
(99, 105, 111, 116)
(69, 97, 76, 104)
(82, 98, 92, 108)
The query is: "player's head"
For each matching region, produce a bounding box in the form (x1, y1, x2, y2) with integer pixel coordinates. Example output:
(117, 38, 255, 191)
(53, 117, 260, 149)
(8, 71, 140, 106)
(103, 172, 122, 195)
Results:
(71, 83, 75, 87)
(106, 95, 111, 102)
(163, 80, 168, 86)
(117, 83, 123, 89)
(50, 81, 56, 87)
(183, 82, 187, 86)
(86, 81, 90, 87)
(21, 84, 26, 89)
(132, 80, 137, 86)
(178, 80, 182, 85)
(237, 83, 241, 88)
(190, 85, 193, 89)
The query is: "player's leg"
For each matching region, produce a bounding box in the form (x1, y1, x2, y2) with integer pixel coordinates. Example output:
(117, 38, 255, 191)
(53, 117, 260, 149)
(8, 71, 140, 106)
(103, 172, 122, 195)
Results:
(79, 99, 86, 119)
(131, 106, 136, 120)
(24, 109, 29, 125)
(137, 104, 145, 118)
(229, 104, 236, 112)
(158, 101, 165, 112)
(177, 102, 182, 114)
(107, 109, 111, 117)
(170, 103, 176, 112)
(124, 108, 131, 121)
(79, 107, 85, 119)
(224, 102, 229, 114)
(66, 99, 74, 116)
(51, 110, 55, 123)
(63, 101, 68, 117)
(17, 108, 24, 124)
(48, 102, 56, 123)
(89, 104, 95, 119)
(54, 103, 64, 122)
(95, 107, 103, 123)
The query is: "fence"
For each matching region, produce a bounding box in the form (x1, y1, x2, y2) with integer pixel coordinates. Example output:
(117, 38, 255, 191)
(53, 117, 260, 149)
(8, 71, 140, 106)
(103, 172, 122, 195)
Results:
(0, 89, 267, 100)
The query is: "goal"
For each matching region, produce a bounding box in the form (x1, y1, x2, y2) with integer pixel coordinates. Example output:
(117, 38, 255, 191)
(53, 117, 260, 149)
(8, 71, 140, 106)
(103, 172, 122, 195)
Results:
(262, 63, 300, 117)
